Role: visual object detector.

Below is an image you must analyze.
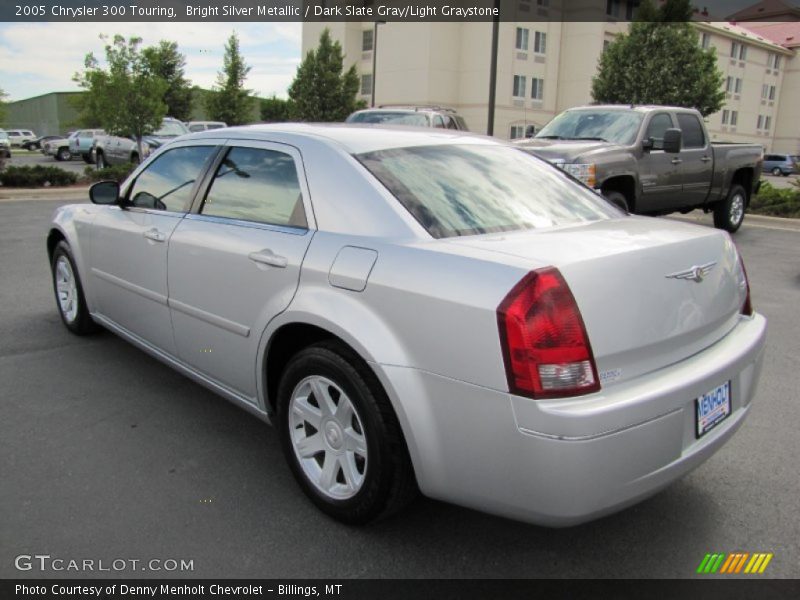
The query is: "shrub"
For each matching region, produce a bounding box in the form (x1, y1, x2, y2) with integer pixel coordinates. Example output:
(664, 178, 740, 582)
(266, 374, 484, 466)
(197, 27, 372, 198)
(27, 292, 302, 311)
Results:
(83, 163, 136, 183)
(750, 181, 800, 219)
(0, 165, 78, 187)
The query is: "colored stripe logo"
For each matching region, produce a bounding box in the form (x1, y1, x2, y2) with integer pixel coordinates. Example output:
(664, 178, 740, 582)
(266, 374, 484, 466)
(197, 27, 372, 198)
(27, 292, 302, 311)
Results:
(697, 552, 773, 574)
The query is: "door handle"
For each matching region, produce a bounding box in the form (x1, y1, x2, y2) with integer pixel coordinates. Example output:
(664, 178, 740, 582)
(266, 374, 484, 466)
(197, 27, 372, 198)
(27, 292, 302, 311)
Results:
(143, 228, 167, 243)
(700, 156, 712, 163)
(671, 158, 683, 165)
(248, 249, 288, 268)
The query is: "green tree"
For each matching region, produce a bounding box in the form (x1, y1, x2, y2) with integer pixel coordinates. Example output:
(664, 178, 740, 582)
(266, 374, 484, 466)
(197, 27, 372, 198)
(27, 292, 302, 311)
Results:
(0, 87, 7, 127)
(206, 32, 253, 125)
(591, 0, 725, 117)
(73, 35, 167, 160)
(288, 28, 361, 121)
(142, 41, 193, 121)
(260, 95, 292, 122)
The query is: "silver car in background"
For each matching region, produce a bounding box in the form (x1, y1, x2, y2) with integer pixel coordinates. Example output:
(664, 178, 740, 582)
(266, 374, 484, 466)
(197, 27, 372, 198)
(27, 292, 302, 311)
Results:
(47, 125, 766, 526)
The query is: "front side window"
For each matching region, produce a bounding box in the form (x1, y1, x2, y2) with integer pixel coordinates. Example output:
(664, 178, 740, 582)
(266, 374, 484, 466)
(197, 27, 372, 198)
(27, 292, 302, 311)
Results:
(127, 145, 216, 212)
(676, 113, 705, 148)
(356, 144, 620, 239)
(645, 113, 673, 149)
(201, 146, 307, 229)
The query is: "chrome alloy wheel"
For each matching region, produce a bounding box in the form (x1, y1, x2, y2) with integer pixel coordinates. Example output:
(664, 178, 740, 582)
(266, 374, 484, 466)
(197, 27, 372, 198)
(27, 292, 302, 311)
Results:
(289, 375, 368, 500)
(729, 192, 745, 227)
(55, 256, 79, 323)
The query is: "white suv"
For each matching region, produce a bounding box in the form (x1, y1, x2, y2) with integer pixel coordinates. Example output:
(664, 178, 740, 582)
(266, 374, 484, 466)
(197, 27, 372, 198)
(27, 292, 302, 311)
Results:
(5, 129, 37, 147)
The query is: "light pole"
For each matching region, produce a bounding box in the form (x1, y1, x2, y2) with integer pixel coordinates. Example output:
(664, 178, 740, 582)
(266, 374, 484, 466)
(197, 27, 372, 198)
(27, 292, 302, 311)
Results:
(371, 20, 386, 108)
(487, 0, 500, 136)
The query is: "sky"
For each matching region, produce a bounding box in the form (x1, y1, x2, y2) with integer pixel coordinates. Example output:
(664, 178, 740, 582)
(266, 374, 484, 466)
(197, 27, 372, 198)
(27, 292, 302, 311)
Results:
(0, 21, 302, 102)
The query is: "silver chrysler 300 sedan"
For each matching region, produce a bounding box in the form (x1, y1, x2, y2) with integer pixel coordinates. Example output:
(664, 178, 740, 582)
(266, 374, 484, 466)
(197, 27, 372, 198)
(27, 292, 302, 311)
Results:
(47, 124, 766, 526)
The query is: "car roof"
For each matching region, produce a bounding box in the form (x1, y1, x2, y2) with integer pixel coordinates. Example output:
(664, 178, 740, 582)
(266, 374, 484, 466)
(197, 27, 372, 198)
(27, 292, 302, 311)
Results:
(567, 104, 699, 113)
(185, 123, 498, 154)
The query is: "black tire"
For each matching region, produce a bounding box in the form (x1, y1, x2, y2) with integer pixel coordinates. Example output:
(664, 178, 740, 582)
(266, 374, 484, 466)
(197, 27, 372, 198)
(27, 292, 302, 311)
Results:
(130, 153, 140, 165)
(771, 167, 782, 176)
(51, 241, 98, 335)
(95, 151, 107, 169)
(713, 183, 747, 233)
(277, 341, 417, 524)
(56, 148, 71, 161)
(82, 152, 93, 165)
(602, 190, 629, 213)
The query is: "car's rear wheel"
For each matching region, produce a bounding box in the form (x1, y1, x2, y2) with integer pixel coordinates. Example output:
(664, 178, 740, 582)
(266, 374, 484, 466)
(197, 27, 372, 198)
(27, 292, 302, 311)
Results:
(56, 148, 71, 161)
(95, 151, 107, 169)
(713, 183, 747, 233)
(51, 241, 97, 335)
(771, 167, 782, 176)
(277, 342, 417, 524)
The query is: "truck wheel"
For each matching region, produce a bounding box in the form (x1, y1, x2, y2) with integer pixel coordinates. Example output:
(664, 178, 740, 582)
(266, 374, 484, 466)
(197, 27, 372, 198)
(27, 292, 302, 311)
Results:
(95, 152, 107, 169)
(713, 184, 747, 233)
(130, 153, 140, 165)
(603, 190, 629, 213)
(56, 148, 71, 161)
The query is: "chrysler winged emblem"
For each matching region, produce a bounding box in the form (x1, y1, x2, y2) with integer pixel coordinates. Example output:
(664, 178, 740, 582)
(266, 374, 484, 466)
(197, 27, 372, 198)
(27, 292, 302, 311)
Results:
(665, 261, 717, 283)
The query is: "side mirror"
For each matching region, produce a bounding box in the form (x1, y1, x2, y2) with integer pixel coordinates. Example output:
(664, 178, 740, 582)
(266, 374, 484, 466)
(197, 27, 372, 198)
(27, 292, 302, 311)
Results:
(525, 125, 536, 138)
(663, 128, 682, 153)
(642, 137, 654, 151)
(89, 180, 120, 205)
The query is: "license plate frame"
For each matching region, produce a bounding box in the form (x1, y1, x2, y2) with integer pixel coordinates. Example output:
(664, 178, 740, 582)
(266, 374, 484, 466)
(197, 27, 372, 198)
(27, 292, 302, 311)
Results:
(695, 381, 732, 438)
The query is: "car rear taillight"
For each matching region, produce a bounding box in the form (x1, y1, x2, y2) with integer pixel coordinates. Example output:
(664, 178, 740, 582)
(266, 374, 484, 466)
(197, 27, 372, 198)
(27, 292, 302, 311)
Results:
(497, 267, 600, 399)
(739, 256, 754, 316)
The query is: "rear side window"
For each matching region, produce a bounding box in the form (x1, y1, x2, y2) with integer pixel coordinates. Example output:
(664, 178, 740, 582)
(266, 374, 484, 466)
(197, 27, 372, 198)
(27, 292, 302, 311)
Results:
(201, 147, 307, 228)
(676, 114, 706, 148)
(357, 144, 620, 238)
(127, 145, 216, 212)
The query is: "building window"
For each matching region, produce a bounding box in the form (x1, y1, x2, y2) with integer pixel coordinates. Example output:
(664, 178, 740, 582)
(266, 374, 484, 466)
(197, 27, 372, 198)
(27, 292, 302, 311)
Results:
(534, 31, 547, 54)
(722, 109, 730, 125)
(772, 54, 781, 69)
(516, 27, 529, 51)
(531, 78, 544, 100)
(701, 33, 711, 49)
(725, 76, 733, 92)
(731, 111, 738, 126)
(735, 78, 743, 94)
(762, 84, 769, 99)
(510, 125, 526, 139)
(362, 29, 373, 52)
(513, 75, 526, 97)
(769, 85, 776, 100)
(603, 40, 611, 53)
(757, 115, 764, 129)
(765, 116, 772, 130)
(730, 42, 739, 58)
(606, 0, 621, 18)
(360, 74, 373, 95)
(739, 44, 747, 60)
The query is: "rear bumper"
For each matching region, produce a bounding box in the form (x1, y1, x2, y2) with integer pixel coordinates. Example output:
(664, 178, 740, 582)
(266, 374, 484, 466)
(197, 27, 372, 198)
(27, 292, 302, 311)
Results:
(378, 314, 766, 526)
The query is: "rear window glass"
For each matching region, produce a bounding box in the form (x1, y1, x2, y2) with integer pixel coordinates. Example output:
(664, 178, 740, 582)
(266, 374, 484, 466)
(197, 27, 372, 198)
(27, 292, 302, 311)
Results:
(347, 111, 430, 127)
(356, 144, 620, 238)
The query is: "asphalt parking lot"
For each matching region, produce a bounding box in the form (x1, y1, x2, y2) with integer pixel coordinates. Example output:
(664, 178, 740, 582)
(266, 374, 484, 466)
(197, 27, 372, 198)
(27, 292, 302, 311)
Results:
(6, 150, 95, 176)
(0, 198, 798, 579)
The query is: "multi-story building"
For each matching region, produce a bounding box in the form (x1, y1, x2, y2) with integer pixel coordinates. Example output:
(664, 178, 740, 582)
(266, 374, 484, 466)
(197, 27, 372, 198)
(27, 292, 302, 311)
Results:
(302, 5, 800, 153)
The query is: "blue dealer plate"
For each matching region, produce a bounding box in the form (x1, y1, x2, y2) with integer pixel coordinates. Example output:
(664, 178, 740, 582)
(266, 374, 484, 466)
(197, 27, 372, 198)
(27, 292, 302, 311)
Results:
(695, 381, 731, 438)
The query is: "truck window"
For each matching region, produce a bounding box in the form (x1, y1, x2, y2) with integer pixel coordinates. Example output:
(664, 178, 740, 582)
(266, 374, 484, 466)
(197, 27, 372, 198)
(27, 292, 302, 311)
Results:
(645, 113, 672, 150)
(676, 114, 706, 149)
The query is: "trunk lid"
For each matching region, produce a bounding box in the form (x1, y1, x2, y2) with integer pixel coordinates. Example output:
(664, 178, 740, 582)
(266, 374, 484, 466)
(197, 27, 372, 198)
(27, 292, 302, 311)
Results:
(450, 217, 746, 387)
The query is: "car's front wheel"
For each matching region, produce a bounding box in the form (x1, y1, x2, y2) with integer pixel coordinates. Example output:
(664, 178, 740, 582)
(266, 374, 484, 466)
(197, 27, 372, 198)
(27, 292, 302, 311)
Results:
(277, 342, 417, 524)
(51, 241, 98, 335)
(713, 183, 747, 233)
(56, 148, 71, 161)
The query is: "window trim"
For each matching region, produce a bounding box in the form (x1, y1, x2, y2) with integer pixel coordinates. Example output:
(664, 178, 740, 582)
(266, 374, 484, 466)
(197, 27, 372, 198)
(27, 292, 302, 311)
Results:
(121, 140, 224, 216)
(188, 138, 317, 232)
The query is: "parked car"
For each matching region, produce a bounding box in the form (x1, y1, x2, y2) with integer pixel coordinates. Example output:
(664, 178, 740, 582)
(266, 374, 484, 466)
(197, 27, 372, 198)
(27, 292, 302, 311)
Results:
(762, 153, 797, 176)
(47, 124, 766, 527)
(69, 129, 105, 164)
(43, 136, 72, 161)
(346, 106, 469, 130)
(187, 120, 227, 132)
(5, 129, 37, 147)
(515, 105, 763, 232)
(0, 131, 11, 158)
(22, 135, 63, 151)
(94, 118, 189, 168)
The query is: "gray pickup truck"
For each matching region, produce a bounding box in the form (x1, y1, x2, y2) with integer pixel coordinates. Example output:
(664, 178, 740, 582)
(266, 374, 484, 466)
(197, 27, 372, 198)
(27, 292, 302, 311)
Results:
(93, 118, 189, 168)
(515, 105, 763, 232)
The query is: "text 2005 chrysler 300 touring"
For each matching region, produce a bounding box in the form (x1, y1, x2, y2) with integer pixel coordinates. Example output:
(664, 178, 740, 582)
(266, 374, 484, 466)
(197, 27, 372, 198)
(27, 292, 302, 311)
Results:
(47, 125, 766, 526)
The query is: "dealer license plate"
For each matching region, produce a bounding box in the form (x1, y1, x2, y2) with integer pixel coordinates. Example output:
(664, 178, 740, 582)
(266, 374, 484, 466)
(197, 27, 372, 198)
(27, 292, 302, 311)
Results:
(695, 381, 731, 438)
